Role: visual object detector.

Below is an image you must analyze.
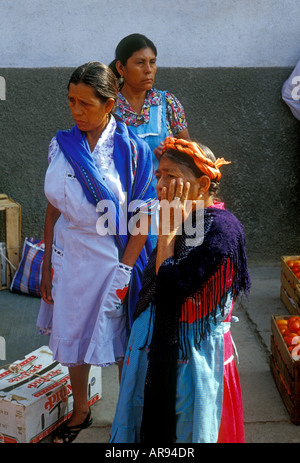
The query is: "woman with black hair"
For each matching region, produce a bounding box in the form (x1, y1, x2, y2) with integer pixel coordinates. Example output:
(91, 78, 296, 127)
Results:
(110, 34, 189, 163)
(110, 33, 190, 246)
(37, 61, 156, 443)
(110, 137, 250, 443)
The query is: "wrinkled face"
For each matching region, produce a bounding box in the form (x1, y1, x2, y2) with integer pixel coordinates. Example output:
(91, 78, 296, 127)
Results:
(155, 155, 201, 201)
(68, 82, 111, 134)
(119, 47, 157, 92)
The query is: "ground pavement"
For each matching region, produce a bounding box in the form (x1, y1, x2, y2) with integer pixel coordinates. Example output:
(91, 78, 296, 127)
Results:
(0, 264, 299, 444)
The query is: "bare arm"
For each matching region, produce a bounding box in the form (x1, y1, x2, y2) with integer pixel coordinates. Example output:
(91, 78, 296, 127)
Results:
(40, 202, 61, 304)
(176, 127, 190, 140)
(154, 128, 190, 160)
(121, 213, 151, 267)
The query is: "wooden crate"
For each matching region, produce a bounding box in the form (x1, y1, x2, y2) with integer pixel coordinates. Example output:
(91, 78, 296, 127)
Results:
(270, 315, 300, 424)
(280, 256, 300, 315)
(0, 194, 21, 289)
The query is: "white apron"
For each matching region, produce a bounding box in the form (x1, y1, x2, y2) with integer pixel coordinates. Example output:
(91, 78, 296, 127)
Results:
(37, 119, 131, 366)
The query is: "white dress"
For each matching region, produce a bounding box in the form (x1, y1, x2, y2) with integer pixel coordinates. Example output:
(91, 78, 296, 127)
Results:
(37, 117, 131, 366)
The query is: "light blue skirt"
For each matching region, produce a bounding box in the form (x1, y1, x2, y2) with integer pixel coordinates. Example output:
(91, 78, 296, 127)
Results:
(110, 299, 231, 443)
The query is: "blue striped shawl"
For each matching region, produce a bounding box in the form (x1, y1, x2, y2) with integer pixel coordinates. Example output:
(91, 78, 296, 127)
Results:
(56, 115, 157, 327)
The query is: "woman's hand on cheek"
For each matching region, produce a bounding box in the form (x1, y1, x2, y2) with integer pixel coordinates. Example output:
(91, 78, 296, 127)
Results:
(159, 178, 192, 236)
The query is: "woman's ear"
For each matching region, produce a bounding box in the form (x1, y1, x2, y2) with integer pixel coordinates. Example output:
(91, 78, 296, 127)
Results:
(115, 60, 124, 77)
(198, 175, 211, 194)
(105, 98, 115, 114)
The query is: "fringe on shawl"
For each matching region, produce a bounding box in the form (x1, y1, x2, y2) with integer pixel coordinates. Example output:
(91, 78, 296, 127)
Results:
(178, 243, 249, 361)
(139, 207, 251, 442)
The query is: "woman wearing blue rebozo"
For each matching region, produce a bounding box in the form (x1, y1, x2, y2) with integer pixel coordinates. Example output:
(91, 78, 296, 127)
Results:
(37, 61, 157, 443)
(109, 33, 189, 246)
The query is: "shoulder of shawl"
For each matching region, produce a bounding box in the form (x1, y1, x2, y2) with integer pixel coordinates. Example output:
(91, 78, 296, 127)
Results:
(194, 208, 245, 260)
(205, 207, 244, 237)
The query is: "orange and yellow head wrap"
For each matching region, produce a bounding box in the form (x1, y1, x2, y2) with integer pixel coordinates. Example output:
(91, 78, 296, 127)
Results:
(161, 137, 231, 181)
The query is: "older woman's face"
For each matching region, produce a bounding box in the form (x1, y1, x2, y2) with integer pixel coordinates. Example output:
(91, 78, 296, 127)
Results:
(68, 82, 112, 134)
(120, 47, 157, 92)
(156, 156, 201, 201)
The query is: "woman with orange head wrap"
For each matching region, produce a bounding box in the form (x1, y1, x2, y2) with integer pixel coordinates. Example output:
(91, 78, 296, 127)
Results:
(110, 138, 250, 443)
(161, 136, 231, 181)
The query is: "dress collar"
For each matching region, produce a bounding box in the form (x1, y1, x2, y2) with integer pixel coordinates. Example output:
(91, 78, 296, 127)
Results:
(117, 88, 161, 124)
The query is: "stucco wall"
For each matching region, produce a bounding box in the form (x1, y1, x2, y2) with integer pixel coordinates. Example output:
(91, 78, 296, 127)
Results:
(0, 0, 300, 68)
(0, 66, 299, 263)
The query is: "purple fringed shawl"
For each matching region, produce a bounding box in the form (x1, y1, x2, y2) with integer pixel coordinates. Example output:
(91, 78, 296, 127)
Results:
(134, 206, 251, 443)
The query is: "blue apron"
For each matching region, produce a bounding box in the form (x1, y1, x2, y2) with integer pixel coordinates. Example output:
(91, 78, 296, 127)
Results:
(117, 90, 169, 188)
(117, 91, 169, 247)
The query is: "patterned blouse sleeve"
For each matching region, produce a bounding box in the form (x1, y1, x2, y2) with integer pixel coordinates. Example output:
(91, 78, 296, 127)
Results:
(165, 92, 188, 137)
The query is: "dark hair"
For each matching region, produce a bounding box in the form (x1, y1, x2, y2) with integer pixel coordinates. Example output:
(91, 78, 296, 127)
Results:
(68, 61, 118, 112)
(109, 33, 157, 78)
(162, 142, 221, 197)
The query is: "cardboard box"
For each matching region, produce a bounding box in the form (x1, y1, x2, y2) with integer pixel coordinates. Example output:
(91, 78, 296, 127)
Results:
(270, 315, 300, 424)
(0, 346, 102, 443)
(0, 194, 21, 290)
(280, 256, 300, 315)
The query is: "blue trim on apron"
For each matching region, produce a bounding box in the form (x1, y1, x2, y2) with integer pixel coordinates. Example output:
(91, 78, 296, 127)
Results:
(117, 91, 169, 248)
(117, 91, 169, 179)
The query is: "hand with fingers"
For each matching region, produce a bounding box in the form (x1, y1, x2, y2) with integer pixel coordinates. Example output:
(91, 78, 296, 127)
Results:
(159, 178, 193, 237)
(40, 268, 54, 304)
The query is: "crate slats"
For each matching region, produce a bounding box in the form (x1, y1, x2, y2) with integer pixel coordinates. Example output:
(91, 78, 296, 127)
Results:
(270, 315, 300, 424)
(0, 194, 21, 289)
(281, 256, 300, 315)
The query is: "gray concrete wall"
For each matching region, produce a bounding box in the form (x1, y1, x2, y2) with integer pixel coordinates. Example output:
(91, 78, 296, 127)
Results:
(0, 66, 299, 263)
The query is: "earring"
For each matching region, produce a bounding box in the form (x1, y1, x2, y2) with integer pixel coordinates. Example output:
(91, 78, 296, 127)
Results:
(118, 76, 124, 88)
